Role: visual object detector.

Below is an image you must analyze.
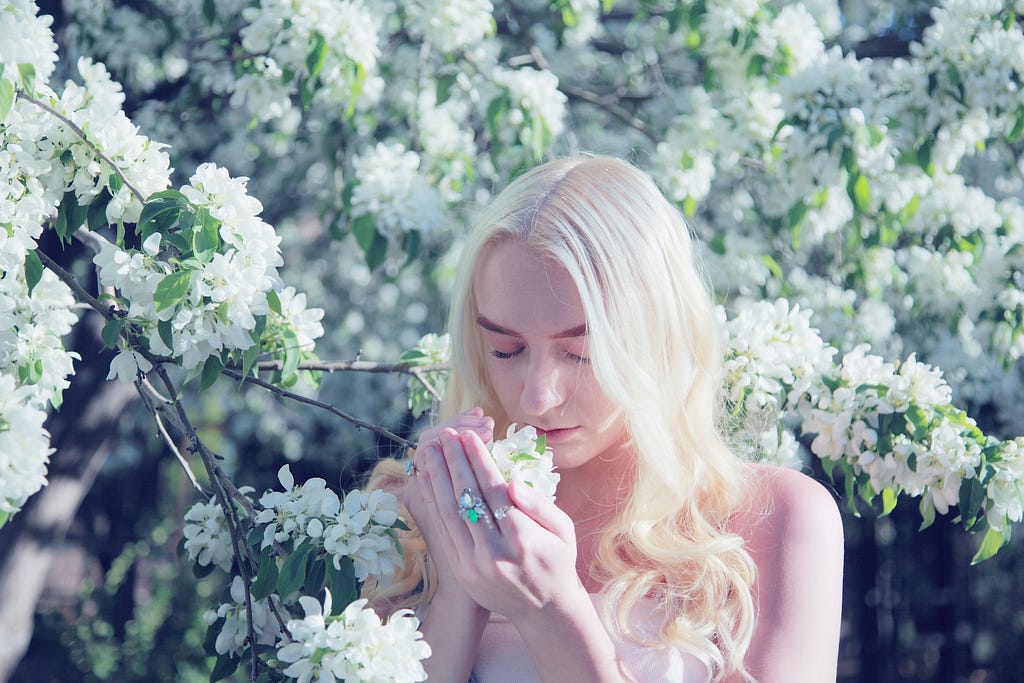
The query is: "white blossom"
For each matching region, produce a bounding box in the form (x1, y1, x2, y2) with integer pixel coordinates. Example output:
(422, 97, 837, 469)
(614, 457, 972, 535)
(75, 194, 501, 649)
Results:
(488, 423, 560, 501)
(204, 576, 279, 656)
(183, 498, 234, 571)
(277, 593, 430, 683)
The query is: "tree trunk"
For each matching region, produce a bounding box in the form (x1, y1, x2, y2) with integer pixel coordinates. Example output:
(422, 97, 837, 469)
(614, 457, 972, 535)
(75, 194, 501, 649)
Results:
(0, 317, 131, 681)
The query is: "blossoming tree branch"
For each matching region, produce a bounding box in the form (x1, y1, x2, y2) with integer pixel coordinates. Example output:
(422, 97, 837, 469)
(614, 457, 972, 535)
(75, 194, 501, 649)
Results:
(1, 0, 1023, 680)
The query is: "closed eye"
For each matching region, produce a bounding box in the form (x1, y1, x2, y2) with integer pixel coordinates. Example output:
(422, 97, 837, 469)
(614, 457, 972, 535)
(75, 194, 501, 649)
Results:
(490, 348, 523, 359)
(563, 350, 590, 364)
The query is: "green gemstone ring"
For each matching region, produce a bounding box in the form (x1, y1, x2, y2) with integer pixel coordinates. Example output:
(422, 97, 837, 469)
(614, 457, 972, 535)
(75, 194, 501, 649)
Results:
(458, 487, 488, 524)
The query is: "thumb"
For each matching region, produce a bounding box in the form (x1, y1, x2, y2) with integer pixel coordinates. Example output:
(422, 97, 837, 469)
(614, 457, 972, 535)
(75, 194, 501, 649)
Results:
(507, 477, 574, 544)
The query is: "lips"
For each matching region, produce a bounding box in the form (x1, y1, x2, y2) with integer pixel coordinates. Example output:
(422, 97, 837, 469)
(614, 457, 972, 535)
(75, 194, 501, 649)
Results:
(535, 426, 580, 443)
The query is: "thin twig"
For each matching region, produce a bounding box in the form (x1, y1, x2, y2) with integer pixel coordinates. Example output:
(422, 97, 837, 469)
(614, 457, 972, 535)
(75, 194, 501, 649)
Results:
(408, 367, 443, 402)
(20, 92, 146, 205)
(150, 394, 207, 495)
(223, 368, 416, 451)
(36, 248, 113, 320)
(252, 358, 447, 375)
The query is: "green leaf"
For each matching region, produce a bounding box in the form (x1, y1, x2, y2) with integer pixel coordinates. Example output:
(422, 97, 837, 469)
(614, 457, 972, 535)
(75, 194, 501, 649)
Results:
(1007, 105, 1024, 142)
(108, 172, 124, 196)
(191, 209, 220, 256)
(958, 476, 986, 529)
(202, 0, 216, 23)
(276, 541, 315, 598)
(486, 94, 509, 141)
(881, 487, 898, 516)
(325, 556, 358, 612)
(266, 289, 282, 316)
(849, 173, 871, 213)
(209, 653, 239, 683)
(138, 190, 187, 240)
(303, 555, 327, 596)
(682, 196, 697, 218)
(203, 617, 225, 657)
(87, 191, 111, 230)
(306, 33, 328, 79)
(153, 270, 193, 312)
(435, 73, 458, 105)
(971, 526, 1007, 565)
(251, 547, 280, 601)
(240, 343, 261, 380)
(919, 495, 936, 531)
(101, 317, 125, 350)
(530, 114, 547, 161)
(17, 63, 36, 96)
(24, 250, 43, 295)
(200, 354, 224, 391)
(0, 78, 14, 121)
(157, 319, 175, 354)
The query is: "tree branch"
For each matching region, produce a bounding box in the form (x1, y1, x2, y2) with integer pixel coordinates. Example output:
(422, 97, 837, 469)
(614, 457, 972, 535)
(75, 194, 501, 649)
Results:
(222, 368, 417, 451)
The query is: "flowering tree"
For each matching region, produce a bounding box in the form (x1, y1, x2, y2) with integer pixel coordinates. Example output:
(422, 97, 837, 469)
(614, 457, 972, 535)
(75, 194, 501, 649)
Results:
(2, 0, 1023, 679)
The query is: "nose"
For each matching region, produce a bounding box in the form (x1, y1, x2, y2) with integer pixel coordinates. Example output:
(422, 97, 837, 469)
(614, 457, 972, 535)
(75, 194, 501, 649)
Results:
(519, 352, 566, 418)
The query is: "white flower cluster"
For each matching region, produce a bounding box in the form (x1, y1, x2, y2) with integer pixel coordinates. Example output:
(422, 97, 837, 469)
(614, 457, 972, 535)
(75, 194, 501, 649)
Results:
(350, 142, 445, 239)
(0, 374, 54, 516)
(797, 346, 979, 515)
(720, 300, 1024, 533)
(488, 423, 559, 502)
(986, 438, 1024, 532)
(92, 163, 323, 374)
(203, 575, 280, 656)
(182, 497, 235, 572)
(50, 58, 172, 223)
(906, 0, 1024, 173)
(235, 0, 381, 121)
(0, 0, 58, 91)
(278, 592, 429, 683)
(406, 0, 494, 53)
(492, 66, 568, 141)
(723, 299, 836, 414)
(256, 465, 403, 582)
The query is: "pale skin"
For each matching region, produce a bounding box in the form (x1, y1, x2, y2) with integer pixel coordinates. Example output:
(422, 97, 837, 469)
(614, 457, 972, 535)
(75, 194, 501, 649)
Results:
(403, 240, 844, 682)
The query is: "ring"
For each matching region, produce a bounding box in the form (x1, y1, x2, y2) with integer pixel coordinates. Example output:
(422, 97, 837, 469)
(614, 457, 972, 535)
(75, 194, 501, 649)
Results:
(457, 487, 488, 524)
(405, 460, 418, 477)
(492, 505, 514, 521)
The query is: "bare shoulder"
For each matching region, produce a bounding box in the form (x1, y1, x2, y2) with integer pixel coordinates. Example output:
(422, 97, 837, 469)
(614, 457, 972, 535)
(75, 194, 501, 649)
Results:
(729, 463, 845, 681)
(731, 462, 843, 550)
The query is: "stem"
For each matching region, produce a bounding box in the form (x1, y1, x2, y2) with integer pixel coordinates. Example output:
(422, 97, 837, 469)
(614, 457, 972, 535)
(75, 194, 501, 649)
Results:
(252, 359, 447, 375)
(223, 368, 417, 451)
(36, 248, 113, 321)
(20, 92, 147, 205)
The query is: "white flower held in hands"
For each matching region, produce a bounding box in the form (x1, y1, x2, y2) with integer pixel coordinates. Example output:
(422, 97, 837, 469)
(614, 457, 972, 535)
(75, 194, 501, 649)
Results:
(487, 423, 559, 502)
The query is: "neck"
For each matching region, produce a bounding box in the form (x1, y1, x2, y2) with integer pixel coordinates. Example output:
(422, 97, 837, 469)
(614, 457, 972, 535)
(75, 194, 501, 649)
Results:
(555, 444, 636, 591)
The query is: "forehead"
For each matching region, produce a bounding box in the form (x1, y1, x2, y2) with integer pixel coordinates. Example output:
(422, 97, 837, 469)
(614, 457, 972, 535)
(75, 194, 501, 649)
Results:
(474, 240, 585, 332)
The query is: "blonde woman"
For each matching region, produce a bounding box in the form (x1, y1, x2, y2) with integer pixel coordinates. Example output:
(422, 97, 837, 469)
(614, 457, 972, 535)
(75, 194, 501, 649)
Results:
(368, 156, 843, 682)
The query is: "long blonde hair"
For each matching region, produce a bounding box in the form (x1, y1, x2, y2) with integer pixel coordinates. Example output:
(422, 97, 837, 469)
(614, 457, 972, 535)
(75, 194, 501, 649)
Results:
(369, 156, 756, 680)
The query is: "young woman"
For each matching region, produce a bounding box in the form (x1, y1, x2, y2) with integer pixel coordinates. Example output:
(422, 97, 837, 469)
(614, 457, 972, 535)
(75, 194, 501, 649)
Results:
(368, 155, 844, 682)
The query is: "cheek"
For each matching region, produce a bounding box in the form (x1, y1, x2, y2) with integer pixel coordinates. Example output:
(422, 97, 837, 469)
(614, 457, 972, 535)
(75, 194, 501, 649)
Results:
(484, 361, 519, 407)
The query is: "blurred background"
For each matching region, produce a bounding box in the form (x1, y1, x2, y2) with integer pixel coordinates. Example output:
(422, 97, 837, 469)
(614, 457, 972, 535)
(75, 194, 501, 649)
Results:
(2, 0, 1022, 681)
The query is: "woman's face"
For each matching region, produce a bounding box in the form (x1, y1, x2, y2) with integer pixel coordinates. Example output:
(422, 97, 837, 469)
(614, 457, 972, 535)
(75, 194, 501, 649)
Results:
(473, 239, 629, 473)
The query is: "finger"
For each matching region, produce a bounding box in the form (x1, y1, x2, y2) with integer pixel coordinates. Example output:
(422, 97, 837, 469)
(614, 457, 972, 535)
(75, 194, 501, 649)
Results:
(421, 436, 482, 554)
(458, 430, 515, 522)
(507, 477, 575, 544)
(437, 430, 502, 538)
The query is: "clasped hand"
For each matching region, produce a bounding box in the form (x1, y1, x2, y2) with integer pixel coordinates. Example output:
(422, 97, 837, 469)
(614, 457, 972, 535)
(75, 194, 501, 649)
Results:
(404, 408, 583, 623)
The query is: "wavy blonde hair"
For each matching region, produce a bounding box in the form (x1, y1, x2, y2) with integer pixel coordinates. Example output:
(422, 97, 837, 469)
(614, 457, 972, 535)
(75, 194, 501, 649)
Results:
(367, 156, 756, 680)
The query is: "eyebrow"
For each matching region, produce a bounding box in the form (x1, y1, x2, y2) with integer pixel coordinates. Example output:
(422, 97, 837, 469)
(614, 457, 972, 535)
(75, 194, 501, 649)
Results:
(476, 315, 587, 339)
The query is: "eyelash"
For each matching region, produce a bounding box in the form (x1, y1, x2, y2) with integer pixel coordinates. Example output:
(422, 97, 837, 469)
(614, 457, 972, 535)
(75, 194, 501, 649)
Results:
(489, 348, 590, 364)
